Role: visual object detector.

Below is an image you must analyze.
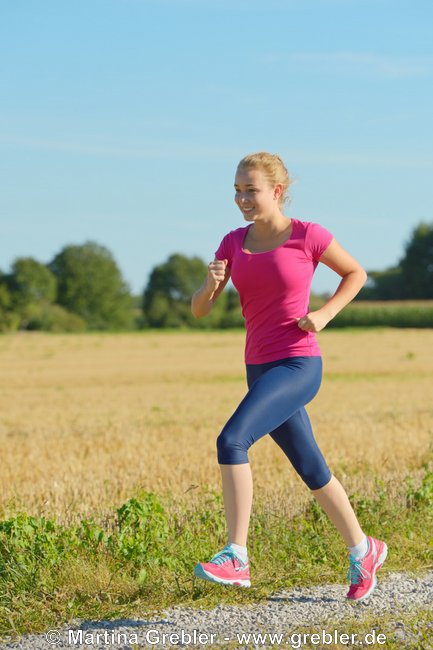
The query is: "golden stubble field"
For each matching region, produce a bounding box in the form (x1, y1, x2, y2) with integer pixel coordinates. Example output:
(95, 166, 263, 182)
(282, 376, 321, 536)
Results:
(0, 329, 432, 526)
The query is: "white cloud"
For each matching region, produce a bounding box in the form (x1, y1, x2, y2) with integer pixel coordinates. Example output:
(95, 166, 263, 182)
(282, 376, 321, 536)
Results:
(263, 51, 431, 79)
(0, 134, 239, 162)
(282, 148, 433, 170)
(2, 135, 432, 170)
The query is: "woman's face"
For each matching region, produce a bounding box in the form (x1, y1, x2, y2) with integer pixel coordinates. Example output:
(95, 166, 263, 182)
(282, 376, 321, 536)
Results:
(234, 167, 281, 221)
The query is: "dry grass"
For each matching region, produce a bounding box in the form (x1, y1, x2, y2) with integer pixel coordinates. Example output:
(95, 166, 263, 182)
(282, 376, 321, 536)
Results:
(0, 329, 432, 526)
(347, 300, 433, 307)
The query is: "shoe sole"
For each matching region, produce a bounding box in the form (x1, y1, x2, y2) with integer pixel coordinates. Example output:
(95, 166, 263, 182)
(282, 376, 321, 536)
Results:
(194, 564, 251, 588)
(347, 543, 388, 602)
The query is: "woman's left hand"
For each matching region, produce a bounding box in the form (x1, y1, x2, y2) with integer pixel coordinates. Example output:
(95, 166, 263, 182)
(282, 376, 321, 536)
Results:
(295, 309, 331, 333)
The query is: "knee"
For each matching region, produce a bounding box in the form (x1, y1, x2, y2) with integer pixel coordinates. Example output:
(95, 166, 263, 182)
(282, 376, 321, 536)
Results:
(306, 471, 332, 490)
(298, 461, 332, 491)
(216, 427, 250, 464)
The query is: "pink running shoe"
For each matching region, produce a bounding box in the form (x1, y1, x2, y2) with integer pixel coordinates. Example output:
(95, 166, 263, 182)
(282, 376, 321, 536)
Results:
(194, 546, 251, 587)
(346, 535, 388, 601)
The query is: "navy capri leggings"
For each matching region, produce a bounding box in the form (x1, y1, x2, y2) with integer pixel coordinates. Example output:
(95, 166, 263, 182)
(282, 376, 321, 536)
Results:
(216, 356, 332, 490)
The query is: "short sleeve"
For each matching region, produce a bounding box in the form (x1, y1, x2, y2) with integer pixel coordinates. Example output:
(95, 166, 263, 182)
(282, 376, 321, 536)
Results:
(304, 222, 334, 262)
(214, 232, 232, 269)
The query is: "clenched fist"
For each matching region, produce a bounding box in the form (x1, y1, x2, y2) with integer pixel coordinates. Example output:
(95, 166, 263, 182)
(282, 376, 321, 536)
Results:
(207, 258, 228, 292)
(295, 310, 331, 333)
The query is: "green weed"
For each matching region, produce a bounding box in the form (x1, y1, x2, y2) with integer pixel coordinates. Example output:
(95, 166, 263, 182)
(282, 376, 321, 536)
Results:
(0, 466, 432, 640)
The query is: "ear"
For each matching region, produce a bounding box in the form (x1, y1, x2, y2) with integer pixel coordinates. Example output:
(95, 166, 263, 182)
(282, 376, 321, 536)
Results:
(274, 183, 283, 200)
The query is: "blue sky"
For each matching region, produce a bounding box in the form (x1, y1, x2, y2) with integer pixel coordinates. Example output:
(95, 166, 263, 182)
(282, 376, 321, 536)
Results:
(1, 0, 432, 296)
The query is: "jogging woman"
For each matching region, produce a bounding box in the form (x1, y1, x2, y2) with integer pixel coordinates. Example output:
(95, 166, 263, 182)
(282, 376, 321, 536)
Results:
(191, 152, 387, 601)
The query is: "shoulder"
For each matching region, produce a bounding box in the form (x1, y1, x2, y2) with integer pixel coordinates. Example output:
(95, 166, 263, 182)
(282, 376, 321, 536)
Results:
(215, 226, 247, 265)
(295, 218, 325, 232)
(298, 219, 334, 260)
(298, 219, 333, 238)
(223, 226, 248, 239)
(216, 225, 248, 247)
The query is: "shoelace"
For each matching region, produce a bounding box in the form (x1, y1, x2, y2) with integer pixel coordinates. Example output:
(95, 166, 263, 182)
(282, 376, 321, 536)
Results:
(210, 549, 243, 566)
(347, 557, 371, 585)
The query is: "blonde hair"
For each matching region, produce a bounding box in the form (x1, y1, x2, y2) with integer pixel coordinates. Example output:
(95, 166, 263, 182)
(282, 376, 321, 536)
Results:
(237, 152, 293, 206)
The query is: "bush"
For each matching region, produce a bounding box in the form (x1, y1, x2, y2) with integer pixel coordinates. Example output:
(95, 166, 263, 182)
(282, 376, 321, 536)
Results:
(23, 302, 87, 332)
(329, 302, 433, 328)
(0, 283, 20, 332)
(0, 310, 20, 333)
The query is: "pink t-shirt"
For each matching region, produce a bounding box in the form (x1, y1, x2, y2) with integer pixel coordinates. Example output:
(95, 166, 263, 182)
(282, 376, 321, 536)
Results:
(214, 217, 334, 364)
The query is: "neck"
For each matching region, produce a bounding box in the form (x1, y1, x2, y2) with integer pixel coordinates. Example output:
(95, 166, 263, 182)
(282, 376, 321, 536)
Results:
(250, 213, 292, 238)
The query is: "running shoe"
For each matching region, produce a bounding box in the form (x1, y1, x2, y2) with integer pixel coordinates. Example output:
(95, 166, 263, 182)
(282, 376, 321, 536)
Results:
(346, 535, 388, 601)
(194, 545, 251, 587)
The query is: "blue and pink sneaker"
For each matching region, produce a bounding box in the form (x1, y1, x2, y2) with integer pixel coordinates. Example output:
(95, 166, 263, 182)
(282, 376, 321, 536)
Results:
(194, 546, 251, 587)
(346, 535, 388, 601)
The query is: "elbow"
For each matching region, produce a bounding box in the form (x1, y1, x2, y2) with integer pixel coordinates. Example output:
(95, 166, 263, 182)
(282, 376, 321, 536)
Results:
(352, 267, 368, 294)
(347, 267, 367, 285)
(190, 295, 200, 319)
(190, 304, 200, 319)
(341, 268, 368, 295)
(192, 311, 208, 320)
(190, 303, 210, 319)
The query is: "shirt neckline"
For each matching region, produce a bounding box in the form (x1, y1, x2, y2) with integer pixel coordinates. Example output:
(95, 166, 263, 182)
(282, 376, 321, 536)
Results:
(241, 219, 296, 255)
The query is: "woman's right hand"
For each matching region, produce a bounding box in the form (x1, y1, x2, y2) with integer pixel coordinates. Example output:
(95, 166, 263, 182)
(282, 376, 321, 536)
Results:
(206, 259, 228, 292)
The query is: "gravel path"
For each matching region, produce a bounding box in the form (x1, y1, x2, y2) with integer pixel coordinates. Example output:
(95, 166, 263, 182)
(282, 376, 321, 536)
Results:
(1, 571, 432, 649)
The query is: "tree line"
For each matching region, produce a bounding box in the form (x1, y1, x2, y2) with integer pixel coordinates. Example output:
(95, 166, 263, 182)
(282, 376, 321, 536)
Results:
(0, 242, 235, 332)
(358, 221, 433, 300)
(0, 221, 432, 332)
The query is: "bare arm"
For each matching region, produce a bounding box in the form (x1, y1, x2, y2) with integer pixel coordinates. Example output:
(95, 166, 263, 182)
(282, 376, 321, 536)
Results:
(297, 238, 367, 332)
(191, 259, 231, 318)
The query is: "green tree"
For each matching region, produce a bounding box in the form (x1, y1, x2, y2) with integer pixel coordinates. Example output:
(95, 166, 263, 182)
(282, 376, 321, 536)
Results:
(357, 267, 403, 300)
(357, 221, 433, 300)
(143, 253, 230, 328)
(0, 279, 20, 332)
(399, 221, 433, 298)
(48, 242, 134, 330)
(6, 257, 57, 310)
(220, 287, 244, 328)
